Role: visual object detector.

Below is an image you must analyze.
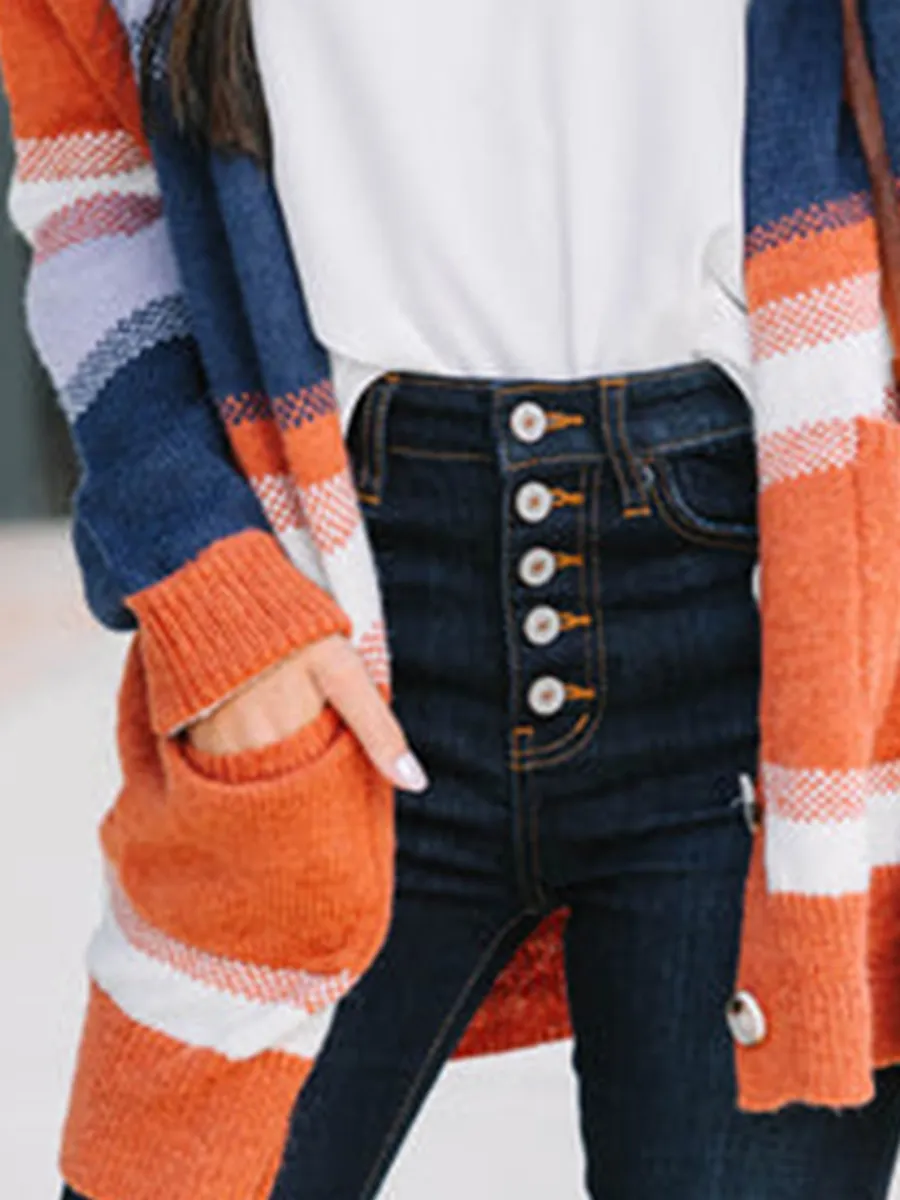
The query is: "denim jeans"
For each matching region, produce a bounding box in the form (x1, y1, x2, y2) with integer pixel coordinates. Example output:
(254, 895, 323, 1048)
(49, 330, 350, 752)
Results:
(63, 362, 900, 1199)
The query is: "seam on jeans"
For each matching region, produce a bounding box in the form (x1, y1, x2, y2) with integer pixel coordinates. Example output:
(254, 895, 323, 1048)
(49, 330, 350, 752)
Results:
(386, 445, 494, 462)
(378, 361, 725, 395)
(645, 424, 752, 456)
(527, 770, 549, 909)
(498, 384, 537, 897)
(358, 911, 535, 1200)
(515, 464, 594, 761)
(511, 756, 539, 905)
(649, 462, 757, 553)
(515, 464, 607, 769)
(616, 381, 653, 508)
(502, 395, 524, 768)
(507, 452, 610, 473)
(377, 371, 493, 393)
(378, 372, 488, 391)
(866, 1070, 900, 1199)
(515, 463, 609, 772)
(370, 381, 394, 503)
(496, 381, 594, 397)
(600, 381, 634, 512)
(354, 376, 395, 503)
(349, 384, 376, 496)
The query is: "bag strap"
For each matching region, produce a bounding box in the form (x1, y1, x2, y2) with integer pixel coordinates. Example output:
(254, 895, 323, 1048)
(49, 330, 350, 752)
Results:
(843, 0, 900, 386)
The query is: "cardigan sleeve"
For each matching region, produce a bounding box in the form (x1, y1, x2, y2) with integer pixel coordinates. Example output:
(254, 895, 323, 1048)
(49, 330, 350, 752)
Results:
(0, 0, 351, 735)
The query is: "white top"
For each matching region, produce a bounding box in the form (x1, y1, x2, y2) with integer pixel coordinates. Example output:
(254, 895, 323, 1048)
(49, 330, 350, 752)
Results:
(252, 0, 752, 431)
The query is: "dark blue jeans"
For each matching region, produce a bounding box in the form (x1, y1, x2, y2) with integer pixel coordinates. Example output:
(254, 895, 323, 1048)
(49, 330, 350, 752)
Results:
(64, 363, 900, 1199)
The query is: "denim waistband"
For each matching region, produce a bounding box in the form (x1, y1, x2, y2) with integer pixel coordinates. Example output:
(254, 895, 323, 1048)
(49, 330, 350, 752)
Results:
(358, 361, 752, 471)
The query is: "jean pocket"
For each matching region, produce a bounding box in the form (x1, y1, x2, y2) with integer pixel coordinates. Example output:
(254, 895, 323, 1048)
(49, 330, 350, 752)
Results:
(646, 427, 759, 551)
(106, 642, 395, 982)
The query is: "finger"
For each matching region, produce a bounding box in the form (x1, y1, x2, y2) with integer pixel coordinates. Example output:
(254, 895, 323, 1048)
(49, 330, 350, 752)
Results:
(309, 643, 430, 793)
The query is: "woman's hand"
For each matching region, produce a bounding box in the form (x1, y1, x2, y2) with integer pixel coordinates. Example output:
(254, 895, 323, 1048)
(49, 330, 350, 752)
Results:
(185, 634, 430, 793)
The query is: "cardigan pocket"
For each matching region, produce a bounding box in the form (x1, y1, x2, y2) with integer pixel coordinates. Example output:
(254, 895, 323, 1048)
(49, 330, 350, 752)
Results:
(102, 640, 396, 990)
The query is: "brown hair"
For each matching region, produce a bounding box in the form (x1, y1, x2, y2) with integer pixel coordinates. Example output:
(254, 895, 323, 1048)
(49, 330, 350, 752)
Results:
(141, 0, 270, 162)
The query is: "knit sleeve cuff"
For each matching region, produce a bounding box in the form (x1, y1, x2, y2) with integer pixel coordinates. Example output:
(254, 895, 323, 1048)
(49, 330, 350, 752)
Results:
(126, 530, 351, 736)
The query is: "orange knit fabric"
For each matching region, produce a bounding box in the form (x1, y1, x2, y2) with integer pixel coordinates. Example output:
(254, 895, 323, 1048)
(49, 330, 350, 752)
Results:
(62, 985, 312, 1200)
(5, 1, 900, 1197)
(106, 640, 396, 976)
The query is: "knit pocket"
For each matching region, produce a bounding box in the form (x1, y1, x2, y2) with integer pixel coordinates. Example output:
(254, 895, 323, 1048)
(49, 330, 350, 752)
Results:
(103, 640, 396, 984)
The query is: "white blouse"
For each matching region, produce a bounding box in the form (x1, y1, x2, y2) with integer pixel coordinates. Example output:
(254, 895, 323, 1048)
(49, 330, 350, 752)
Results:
(252, 0, 752, 430)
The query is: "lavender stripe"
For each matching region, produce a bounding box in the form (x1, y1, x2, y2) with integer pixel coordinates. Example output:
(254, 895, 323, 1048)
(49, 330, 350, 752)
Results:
(62, 295, 191, 421)
(113, 0, 154, 26)
(26, 219, 182, 387)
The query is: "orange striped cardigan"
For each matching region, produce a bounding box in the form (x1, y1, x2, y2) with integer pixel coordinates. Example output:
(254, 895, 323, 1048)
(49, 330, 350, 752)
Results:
(2, 0, 900, 1197)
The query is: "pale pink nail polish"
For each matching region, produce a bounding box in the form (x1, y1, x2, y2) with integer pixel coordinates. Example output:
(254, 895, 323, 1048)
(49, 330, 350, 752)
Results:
(391, 751, 430, 793)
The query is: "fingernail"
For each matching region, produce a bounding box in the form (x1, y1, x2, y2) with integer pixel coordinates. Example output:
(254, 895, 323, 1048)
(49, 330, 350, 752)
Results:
(390, 751, 430, 793)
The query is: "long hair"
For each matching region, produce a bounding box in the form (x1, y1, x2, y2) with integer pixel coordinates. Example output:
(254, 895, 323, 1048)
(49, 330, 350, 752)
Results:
(141, 0, 270, 162)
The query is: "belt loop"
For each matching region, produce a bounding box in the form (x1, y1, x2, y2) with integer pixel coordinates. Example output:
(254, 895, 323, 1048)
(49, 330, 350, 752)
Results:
(598, 379, 652, 518)
(351, 373, 398, 505)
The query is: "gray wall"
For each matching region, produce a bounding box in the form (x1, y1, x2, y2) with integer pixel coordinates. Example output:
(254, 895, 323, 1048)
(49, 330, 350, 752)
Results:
(0, 84, 75, 520)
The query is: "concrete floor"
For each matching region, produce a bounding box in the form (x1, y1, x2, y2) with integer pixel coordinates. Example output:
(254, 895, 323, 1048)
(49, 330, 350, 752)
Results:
(2, 522, 898, 1199)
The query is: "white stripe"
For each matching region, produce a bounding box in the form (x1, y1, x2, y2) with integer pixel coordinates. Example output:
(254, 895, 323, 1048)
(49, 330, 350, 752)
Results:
(764, 786, 900, 894)
(765, 810, 870, 896)
(869, 790, 900, 870)
(277, 525, 330, 590)
(87, 898, 338, 1062)
(751, 272, 882, 362)
(251, 472, 306, 537)
(8, 166, 159, 245)
(750, 324, 893, 438)
(277, 521, 388, 684)
(757, 418, 858, 489)
(325, 519, 387, 645)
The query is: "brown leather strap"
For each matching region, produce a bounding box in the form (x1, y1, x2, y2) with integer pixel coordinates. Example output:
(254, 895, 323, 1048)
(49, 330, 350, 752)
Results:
(843, 0, 900, 384)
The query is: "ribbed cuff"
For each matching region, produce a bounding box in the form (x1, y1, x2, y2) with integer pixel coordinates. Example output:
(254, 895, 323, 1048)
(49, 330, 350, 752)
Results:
(127, 531, 351, 736)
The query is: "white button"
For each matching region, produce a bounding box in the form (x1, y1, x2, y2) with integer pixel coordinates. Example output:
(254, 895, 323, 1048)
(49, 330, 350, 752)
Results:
(751, 563, 762, 606)
(518, 546, 557, 588)
(510, 401, 548, 444)
(527, 675, 566, 717)
(515, 481, 553, 524)
(737, 773, 761, 834)
(524, 605, 562, 647)
(726, 991, 768, 1048)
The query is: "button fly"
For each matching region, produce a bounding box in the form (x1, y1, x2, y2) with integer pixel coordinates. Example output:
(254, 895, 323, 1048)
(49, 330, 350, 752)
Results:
(518, 546, 557, 587)
(515, 481, 553, 524)
(509, 401, 548, 444)
(527, 675, 566, 717)
(523, 605, 562, 647)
